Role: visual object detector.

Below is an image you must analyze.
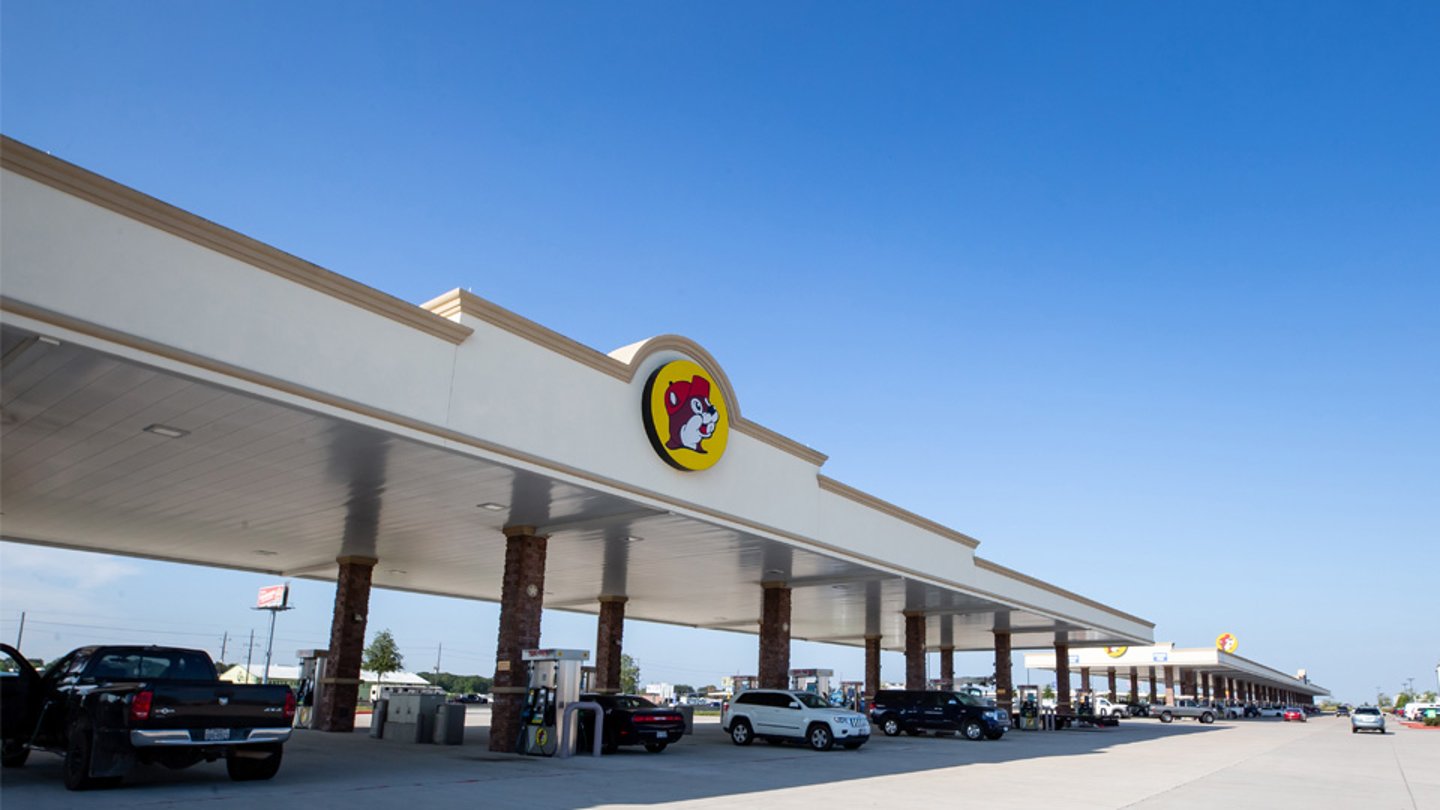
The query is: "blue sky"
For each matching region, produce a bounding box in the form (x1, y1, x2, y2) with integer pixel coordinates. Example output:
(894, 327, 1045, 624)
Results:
(2, 2, 1437, 702)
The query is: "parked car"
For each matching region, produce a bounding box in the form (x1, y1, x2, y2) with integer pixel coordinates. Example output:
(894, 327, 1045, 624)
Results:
(869, 690, 1009, 740)
(1093, 697, 1127, 718)
(721, 689, 870, 751)
(1256, 705, 1285, 718)
(1335, 706, 1350, 717)
(1282, 708, 1306, 722)
(1152, 700, 1219, 724)
(454, 693, 489, 704)
(576, 693, 685, 753)
(1351, 706, 1385, 734)
(1124, 701, 1150, 717)
(1222, 704, 1245, 719)
(0, 644, 293, 790)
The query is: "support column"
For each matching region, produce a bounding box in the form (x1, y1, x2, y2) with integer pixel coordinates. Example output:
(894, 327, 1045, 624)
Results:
(903, 612, 927, 690)
(939, 646, 955, 691)
(1164, 665, 1176, 706)
(993, 631, 1013, 714)
(489, 527, 548, 753)
(1148, 667, 1157, 703)
(1202, 673, 1211, 701)
(1107, 668, 1118, 702)
(1080, 667, 1092, 693)
(593, 596, 627, 694)
(1128, 666, 1139, 703)
(864, 635, 882, 701)
(758, 582, 791, 689)
(317, 555, 376, 732)
(1055, 641, 1072, 715)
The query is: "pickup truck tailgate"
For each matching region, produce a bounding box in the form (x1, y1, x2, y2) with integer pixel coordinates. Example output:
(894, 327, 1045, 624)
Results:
(141, 683, 292, 730)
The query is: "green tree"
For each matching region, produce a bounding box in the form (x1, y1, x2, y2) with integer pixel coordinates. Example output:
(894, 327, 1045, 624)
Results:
(620, 653, 640, 694)
(1423, 691, 1438, 703)
(1395, 691, 1413, 710)
(674, 684, 695, 696)
(364, 629, 404, 685)
(1042, 684, 1055, 700)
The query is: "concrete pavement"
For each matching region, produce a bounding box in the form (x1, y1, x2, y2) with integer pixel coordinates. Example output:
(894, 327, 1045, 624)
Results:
(1, 711, 1434, 809)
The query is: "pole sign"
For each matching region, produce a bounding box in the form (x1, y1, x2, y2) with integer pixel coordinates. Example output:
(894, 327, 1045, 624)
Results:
(1105, 646, 1129, 658)
(1216, 633, 1238, 654)
(256, 584, 289, 609)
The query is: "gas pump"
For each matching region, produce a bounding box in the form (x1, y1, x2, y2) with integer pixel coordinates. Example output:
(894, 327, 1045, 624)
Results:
(1017, 684, 1041, 731)
(294, 649, 328, 729)
(518, 649, 589, 757)
(789, 668, 833, 696)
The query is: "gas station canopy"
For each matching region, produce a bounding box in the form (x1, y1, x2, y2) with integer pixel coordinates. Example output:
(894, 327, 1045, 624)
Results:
(1023, 644, 1330, 699)
(1, 136, 1153, 654)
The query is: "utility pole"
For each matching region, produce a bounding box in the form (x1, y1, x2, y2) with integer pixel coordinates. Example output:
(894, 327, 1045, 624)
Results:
(14, 611, 24, 649)
(245, 629, 256, 683)
(435, 642, 442, 675)
(220, 631, 229, 662)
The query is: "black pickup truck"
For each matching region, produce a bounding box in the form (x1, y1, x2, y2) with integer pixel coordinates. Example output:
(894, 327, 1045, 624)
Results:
(1, 643, 294, 790)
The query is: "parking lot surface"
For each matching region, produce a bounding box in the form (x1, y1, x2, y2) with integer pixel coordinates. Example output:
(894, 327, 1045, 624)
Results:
(2, 711, 1435, 809)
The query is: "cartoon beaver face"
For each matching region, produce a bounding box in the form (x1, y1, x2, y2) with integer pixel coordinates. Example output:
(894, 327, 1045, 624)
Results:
(664, 375, 719, 453)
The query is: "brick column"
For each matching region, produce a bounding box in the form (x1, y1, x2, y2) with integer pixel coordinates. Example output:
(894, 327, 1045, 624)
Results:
(1148, 667, 1157, 703)
(1080, 667, 1092, 693)
(489, 527, 548, 753)
(1107, 668, 1118, 702)
(994, 631, 1013, 714)
(758, 582, 791, 689)
(1128, 666, 1139, 703)
(593, 596, 627, 694)
(1055, 641, 1072, 715)
(939, 646, 955, 691)
(316, 555, 376, 732)
(904, 612, 927, 690)
(1202, 673, 1211, 701)
(1164, 666, 1176, 706)
(864, 635, 882, 699)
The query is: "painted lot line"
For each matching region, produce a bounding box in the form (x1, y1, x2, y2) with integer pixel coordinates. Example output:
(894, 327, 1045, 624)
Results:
(0, 715, 1434, 809)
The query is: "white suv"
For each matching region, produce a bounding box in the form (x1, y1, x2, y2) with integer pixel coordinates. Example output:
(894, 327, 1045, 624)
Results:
(722, 689, 871, 751)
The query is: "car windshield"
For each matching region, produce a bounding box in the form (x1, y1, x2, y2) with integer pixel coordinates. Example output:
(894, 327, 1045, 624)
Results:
(1354, 708, 1380, 716)
(795, 693, 831, 709)
(955, 692, 986, 706)
(88, 651, 215, 680)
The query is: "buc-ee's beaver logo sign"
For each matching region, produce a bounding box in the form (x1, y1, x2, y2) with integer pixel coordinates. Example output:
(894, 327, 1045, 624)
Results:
(642, 359, 729, 471)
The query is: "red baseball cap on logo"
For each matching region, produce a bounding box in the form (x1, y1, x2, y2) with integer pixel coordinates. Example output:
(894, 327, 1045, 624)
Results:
(665, 376, 711, 414)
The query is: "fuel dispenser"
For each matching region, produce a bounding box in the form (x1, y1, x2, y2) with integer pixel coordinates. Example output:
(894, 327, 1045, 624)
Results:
(519, 648, 589, 757)
(1017, 684, 1041, 731)
(789, 668, 834, 696)
(294, 649, 328, 730)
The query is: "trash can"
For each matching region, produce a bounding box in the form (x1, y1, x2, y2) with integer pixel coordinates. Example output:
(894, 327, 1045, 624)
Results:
(369, 699, 388, 738)
(677, 705, 694, 735)
(433, 702, 466, 745)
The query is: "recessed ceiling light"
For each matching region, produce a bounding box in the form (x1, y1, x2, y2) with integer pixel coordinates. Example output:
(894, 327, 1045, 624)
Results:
(627, 536, 644, 543)
(143, 424, 190, 439)
(252, 549, 278, 557)
(478, 502, 505, 511)
(38, 336, 61, 346)
(388, 569, 407, 575)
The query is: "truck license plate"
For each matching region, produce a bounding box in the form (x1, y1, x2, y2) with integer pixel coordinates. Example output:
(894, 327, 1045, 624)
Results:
(204, 728, 229, 741)
(656, 731, 668, 739)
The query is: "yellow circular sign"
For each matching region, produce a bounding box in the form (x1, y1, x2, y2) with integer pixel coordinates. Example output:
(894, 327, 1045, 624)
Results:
(1216, 633, 1238, 654)
(1105, 646, 1128, 658)
(642, 359, 729, 471)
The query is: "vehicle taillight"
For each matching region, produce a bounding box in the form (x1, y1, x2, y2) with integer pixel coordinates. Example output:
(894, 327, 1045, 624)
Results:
(130, 690, 154, 722)
(283, 690, 297, 720)
(867, 700, 875, 713)
(721, 701, 729, 714)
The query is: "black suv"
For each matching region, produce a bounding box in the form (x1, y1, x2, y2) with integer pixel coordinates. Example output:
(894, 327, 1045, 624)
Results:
(870, 690, 1010, 740)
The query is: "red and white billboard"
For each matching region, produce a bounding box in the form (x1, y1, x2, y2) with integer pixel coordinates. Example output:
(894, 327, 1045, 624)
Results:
(256, 584, 289, 609)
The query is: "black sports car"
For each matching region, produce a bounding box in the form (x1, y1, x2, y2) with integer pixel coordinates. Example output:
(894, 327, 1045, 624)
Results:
(577, 693, 686, 753)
